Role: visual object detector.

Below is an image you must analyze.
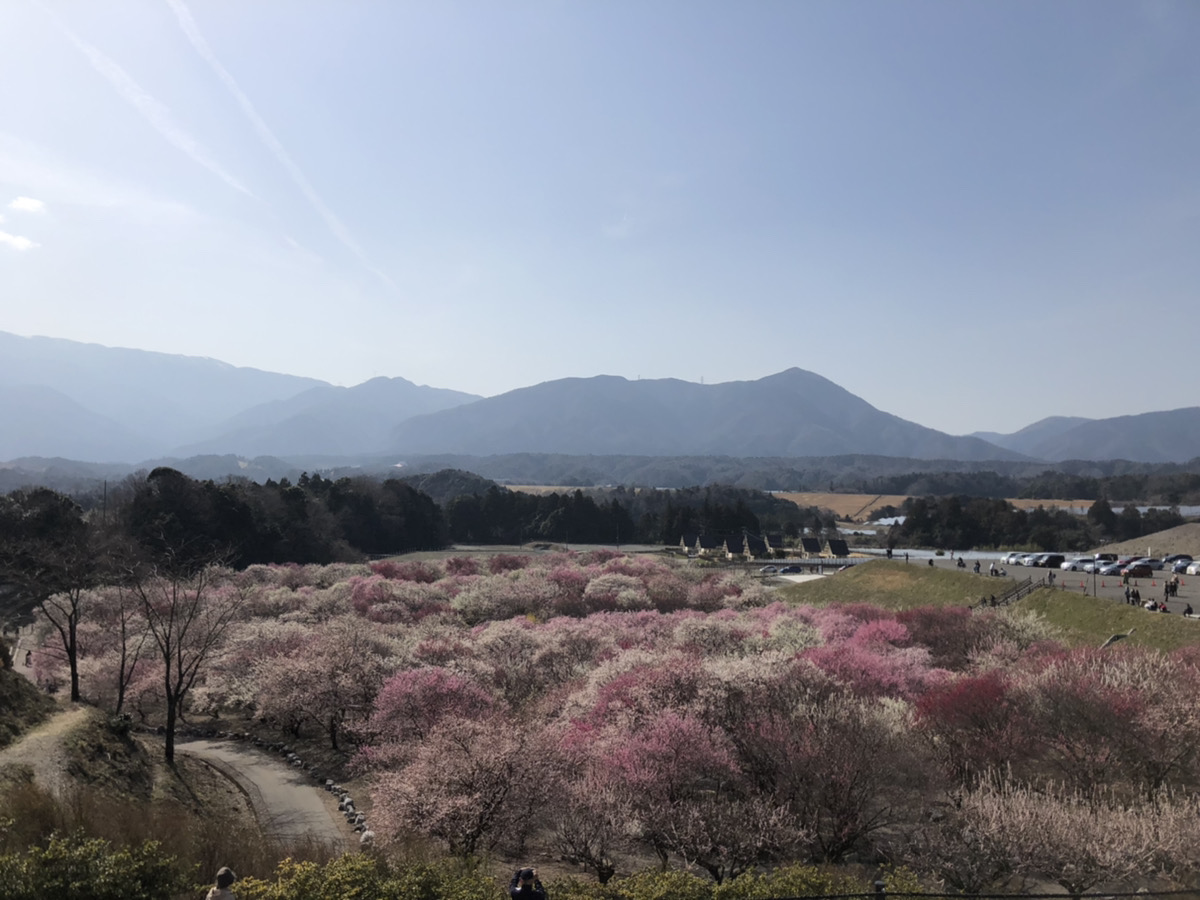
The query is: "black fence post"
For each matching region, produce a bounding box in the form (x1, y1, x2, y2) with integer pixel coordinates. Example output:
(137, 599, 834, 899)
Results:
(874, 880, 887, 900)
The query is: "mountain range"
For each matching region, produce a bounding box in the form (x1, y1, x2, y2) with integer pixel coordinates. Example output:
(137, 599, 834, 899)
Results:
(1, 330, 1198, 467)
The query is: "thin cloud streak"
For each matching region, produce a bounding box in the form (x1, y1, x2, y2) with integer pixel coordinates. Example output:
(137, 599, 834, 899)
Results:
(0, 231, 39, 251)
(166, 0, 394, 288)
(9, 196, 46, 212)
(53, 16, 252, 197)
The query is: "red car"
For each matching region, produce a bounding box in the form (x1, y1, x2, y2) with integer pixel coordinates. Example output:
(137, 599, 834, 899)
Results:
(1122, 562, 1153, 579)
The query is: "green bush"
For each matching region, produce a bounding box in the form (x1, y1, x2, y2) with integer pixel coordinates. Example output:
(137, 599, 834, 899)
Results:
(0, 833, 195, 900)
(609, 870, 714, 900)
(235, 855, 506, 900)
(714, 863, 863, 900)
(550, 875, 626, 900)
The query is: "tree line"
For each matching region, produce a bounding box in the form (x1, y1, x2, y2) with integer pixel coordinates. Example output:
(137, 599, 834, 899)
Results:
(878, 495, 1186, 551)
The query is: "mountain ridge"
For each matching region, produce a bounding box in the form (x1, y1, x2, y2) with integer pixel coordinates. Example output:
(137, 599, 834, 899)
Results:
(1, 331, 1196, 465)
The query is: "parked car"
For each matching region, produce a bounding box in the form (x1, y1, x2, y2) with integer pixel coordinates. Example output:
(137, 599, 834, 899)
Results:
(1020, 553, 1040, 567)
(1164, 553, 1193, 564)
(1187, 561, 1200, 576)
(1081, 559, 1105, 573)
(1004, 551, 1026, 566)
(1062, 557, 1093, 571)
(759, 565, 778, 574)
(1173, 560, 1192, 574)
(1094, 553, 1118, 563)
(1099, 561, 1126, 576)
(779, 565, 803, 574)
(1122, 562, 1154, 579)
(1041, 554, 1066, 569)
(1140, 558, 1165, 570)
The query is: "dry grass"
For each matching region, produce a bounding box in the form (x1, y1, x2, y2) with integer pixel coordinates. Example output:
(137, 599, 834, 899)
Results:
(507, 488, 1099, 522)
(776, 559, 1004, 610)
(1090, 523, 1200, 560)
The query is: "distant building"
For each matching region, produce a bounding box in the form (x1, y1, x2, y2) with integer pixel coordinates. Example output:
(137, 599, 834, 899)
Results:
(744, 535, 769, 559)
(826, 538, 850, 558)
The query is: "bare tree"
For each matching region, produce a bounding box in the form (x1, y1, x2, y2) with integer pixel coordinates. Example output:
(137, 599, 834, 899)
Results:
(133, 562, 244, 763)
(961, 780, 1179, 899)
(0, 488, 105, 701)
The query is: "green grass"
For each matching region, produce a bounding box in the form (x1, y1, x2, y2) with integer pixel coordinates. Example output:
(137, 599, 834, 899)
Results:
(773, 560, 1200, 652)
(775, 559, 1007, 610)
(1015, 589, 1200, 651)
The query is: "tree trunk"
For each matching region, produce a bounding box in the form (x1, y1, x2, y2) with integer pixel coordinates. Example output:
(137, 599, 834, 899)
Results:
(68, 615, 80, 702)
(164, 685, 178, 764)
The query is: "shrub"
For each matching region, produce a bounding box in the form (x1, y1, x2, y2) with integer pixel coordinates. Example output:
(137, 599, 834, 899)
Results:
(611, 870, 713, 900)
(714, 863, 863, 900)
(0, 834, 195, 900)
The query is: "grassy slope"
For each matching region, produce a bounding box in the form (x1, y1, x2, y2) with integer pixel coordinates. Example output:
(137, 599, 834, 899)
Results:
(776, 559, 1007, 610)
(1014, 589, 1200, 652)
(778, 560, 1200, 651)
(1090, 522, 1200, 559)
(0, 668, 55, 750)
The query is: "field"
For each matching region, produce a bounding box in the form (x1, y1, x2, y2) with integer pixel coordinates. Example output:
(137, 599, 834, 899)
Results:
(507, 487, 1097, 522)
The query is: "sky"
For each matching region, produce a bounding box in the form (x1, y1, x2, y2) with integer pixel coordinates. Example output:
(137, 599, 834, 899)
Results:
(1, 1, 1197, 437)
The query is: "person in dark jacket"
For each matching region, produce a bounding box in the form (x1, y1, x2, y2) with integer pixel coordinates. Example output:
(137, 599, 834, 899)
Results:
(510, 867, 547, 900)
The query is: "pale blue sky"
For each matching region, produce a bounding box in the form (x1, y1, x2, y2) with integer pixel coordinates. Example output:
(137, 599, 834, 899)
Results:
(1, 0, 1197, 436)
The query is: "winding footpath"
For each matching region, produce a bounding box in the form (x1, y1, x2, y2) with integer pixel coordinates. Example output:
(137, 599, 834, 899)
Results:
(177, 738, 349, 850)
(0, 705, 91, 798)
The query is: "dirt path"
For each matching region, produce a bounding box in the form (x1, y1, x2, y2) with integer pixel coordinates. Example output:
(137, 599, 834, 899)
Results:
(0, 704, 89, 798)
(178, 739, 350, 851)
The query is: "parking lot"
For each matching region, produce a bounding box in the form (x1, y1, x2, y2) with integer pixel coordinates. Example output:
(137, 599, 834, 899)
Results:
(924, 554, 1197, 616)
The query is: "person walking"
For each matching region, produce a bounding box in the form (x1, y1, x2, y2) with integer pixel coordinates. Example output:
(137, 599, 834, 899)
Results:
(206, 867, 237, 900)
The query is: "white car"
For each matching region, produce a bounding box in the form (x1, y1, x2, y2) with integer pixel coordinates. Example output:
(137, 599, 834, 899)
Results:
(1187, 561, 1200, 577)
(1003, 552, 1024, 566)
(1061, 557, 1093, 571)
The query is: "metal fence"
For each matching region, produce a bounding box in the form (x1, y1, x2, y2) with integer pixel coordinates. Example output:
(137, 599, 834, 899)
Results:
(764, 891, 1200, 900)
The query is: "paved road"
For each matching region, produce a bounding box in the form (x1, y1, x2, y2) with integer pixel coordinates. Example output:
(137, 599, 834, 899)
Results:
(178, 739, 349, 850)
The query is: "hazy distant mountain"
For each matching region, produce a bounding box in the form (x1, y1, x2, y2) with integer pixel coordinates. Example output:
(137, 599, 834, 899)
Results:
(4, 331, 1195, 467)
(0, 331, 325, 452)
(173, 377, 481, 456)
(0, 384, 155, 462)
(970, 416, 1093, 456)
(1008, 408, 1200, 463)
(389, 369, 1025, 460)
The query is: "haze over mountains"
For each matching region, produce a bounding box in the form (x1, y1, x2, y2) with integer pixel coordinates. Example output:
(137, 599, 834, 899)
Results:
(1, 331, 1197, 467)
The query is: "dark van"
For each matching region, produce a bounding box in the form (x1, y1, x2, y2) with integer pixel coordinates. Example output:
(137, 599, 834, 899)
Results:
(1041, 554, 1066, 568)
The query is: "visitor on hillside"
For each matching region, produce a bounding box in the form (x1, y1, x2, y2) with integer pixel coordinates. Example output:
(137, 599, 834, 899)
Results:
(206, 867, 237, 900)
(1185, 604, 1194, 616)
(510, 868, 548, 900)
(973, 560, 981, 574)
(24, 650, 31, 667)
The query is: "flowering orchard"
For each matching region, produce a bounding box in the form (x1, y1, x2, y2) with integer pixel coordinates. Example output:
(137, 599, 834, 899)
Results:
(30, 553, 1200, 888)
